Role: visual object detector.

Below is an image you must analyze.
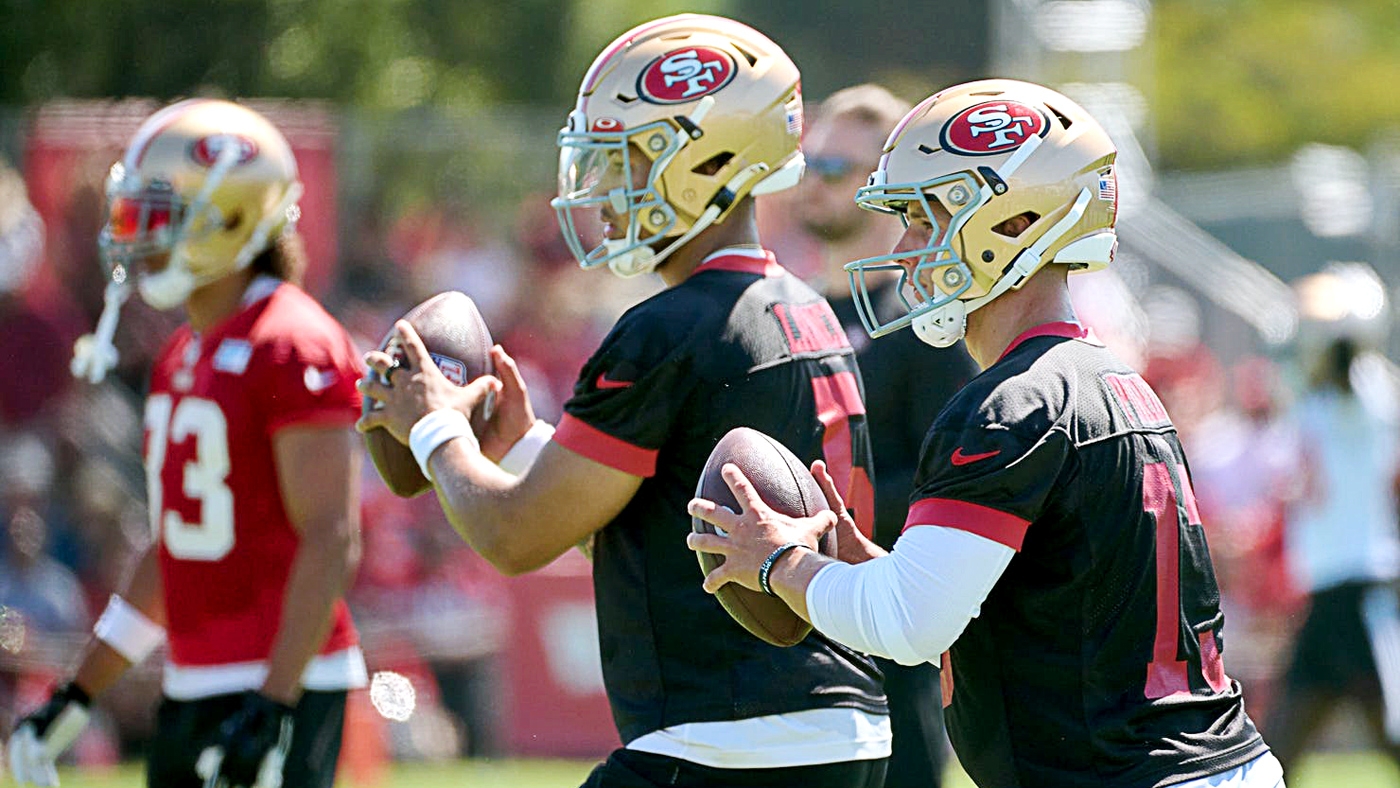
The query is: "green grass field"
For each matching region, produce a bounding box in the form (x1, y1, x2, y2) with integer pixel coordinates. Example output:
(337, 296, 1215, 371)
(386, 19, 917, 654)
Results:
(5, 751, 1398, 788)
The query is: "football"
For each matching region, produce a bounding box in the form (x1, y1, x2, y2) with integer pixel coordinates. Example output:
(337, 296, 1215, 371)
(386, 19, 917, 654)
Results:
(692, 427, 835, 647)
(363, 291, 494, 498)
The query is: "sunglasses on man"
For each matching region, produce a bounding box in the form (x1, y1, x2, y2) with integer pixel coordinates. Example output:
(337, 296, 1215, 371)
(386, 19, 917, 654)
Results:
(805, 155, 858, 183)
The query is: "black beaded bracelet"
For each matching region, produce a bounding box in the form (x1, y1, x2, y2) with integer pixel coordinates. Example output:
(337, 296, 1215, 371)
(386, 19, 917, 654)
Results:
(758, 542, 808, 597)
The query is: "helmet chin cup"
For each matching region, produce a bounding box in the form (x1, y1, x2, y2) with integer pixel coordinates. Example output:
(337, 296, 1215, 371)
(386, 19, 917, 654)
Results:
(603, 240, 659, 278)
(912, 300, 967, 348)
(137, 264, 197, 310)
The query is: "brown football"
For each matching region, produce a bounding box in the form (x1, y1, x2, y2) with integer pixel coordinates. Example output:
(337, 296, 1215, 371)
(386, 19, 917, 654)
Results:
(692, 427, 836, 647)
(363, 291, 494, 498)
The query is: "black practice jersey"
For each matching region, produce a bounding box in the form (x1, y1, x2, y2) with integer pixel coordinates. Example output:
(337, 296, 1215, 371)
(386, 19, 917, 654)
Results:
(907, 322, 1267, 788)
(555, 248, 887, 745)
(828, 281, 977, 549)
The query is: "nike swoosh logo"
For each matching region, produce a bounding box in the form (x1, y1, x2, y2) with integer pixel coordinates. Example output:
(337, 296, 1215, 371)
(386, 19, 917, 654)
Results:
(595, 372, 634, 390)
(304, 366, 338, 393)
(951, 447, 1001, 466)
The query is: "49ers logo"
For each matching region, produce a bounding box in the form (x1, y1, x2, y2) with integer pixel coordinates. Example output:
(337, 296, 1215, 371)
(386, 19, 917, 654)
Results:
(190, 134, 260, 167)
(637, 46, 736, 104)
(939, 101, 1049, 156)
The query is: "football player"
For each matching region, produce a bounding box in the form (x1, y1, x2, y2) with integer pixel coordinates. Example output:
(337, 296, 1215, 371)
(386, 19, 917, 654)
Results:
(688, 79, 1284, 787)
(358, 14, 892, 788)
(1267, 264, 1400, 776)
(8, 99, 366, 788)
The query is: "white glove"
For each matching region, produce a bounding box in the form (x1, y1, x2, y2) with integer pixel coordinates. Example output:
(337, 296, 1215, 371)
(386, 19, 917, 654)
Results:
(6, 683, 92, 787)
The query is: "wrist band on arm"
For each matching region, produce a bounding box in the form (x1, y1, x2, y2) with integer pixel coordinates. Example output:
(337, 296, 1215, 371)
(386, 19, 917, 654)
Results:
(94, 594, 166, 664)
(498, 420, 556, 476)
(409, 409, 479, 481)
(759, 542, 810, 597)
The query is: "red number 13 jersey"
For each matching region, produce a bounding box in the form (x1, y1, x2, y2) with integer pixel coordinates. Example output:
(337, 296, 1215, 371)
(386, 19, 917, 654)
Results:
(145, 280, 363, 698)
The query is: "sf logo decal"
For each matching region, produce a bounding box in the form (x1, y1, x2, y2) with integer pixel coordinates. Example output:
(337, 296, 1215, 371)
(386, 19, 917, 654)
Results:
(941, 100, 1049, 156)
(638, 46, 737, 104)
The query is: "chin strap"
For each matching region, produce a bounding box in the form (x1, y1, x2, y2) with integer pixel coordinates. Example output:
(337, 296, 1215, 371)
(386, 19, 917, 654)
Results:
(609, 161, 773, 278)
(70, 277, 131, 384)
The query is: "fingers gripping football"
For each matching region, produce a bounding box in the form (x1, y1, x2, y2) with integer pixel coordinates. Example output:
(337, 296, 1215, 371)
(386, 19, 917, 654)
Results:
(688, 463, 834, 594)
(356, 321, 500, 444)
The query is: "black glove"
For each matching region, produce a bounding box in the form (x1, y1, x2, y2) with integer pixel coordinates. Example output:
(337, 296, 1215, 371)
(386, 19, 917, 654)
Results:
(7, 683, 93, 787)
(195, 691, 295, 788)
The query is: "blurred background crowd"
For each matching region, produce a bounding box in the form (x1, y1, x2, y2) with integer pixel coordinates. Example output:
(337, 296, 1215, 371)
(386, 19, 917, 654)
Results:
(2, 0, 1400, 783)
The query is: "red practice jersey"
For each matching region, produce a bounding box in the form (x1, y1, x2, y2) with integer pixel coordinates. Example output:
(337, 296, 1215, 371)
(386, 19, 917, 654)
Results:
(144, 279, 361, 675)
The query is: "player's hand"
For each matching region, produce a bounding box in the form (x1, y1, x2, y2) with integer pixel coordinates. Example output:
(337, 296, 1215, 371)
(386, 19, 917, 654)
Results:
(357, 320, 502, 444)
(7, 683, 93, 787)
(686, 463, 835, 594)
(195, 692, 294, 788)
(477, 344, 538, 462)
(811, 460, 884, 564)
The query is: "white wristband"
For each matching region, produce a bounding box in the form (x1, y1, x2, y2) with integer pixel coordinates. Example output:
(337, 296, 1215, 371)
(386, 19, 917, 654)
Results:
(93, 594, 166, 665)
(498, 420, 556, 476)
(409, 409, 479, 481)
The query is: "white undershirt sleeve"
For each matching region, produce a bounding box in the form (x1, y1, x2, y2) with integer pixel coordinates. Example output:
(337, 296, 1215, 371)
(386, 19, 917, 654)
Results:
(806, 524, 1016, 666)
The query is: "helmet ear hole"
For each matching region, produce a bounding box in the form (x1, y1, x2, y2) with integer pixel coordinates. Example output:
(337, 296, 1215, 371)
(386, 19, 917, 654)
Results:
(992, 211, 1039, 239)
(1045, 104, 1074, 129)
(224, 210, 244, 232)
(692, 152, 734, 176)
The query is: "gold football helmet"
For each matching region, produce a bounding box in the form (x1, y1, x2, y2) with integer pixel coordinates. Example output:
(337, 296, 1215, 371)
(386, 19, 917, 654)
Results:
(101, 98, 303, 309)
(71, 99, 302, 383)
(846, 79, 1118, 347)
(552, 14, 804, 277)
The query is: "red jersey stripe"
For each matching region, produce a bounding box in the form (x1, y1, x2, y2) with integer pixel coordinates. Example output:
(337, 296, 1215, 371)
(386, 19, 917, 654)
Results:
(904, 497, 1031, 551)
(555, 413, 658, 478)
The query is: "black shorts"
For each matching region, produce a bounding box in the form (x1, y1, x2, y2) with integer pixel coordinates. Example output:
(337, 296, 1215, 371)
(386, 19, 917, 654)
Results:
(145, 690, 347, 788)
(1284, 581, 1400, 695)
(581, 748, 887, 788)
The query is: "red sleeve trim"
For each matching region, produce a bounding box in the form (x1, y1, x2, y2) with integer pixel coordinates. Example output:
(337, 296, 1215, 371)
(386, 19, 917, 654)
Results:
(904, 497, 1030, 551)
(554, 413, 657, 478)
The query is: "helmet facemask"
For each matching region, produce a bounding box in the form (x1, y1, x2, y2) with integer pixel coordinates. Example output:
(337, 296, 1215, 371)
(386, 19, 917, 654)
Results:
(553, 115, 688, 278)
(845, 170, 989, 344)
(99, 143, 302, 311)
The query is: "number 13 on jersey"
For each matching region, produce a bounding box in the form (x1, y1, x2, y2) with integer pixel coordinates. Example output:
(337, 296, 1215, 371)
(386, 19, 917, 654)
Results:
(145, 394, 236, 561)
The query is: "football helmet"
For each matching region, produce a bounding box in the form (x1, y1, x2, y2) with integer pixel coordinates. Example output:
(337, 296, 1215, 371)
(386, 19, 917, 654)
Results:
(845, 79, 1118, 348)
(72, 99, 302, 384)
(552, 14, 804, 277)
(101, 98, 303, 309)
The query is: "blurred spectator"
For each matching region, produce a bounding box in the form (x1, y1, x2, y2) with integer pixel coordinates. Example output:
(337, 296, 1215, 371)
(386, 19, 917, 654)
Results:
(0, 505, 91, 640)
(1266, 264, 1400, 774)
(1186, 356, 1302, 723)
(0, 155, 81, 429)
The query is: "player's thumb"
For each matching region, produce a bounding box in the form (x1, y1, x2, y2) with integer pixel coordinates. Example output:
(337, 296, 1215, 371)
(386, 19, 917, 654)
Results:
(463, 375, 502, 412)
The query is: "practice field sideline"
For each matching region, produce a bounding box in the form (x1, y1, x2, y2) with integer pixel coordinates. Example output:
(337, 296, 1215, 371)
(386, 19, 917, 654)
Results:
(7, 751, 1397, 787)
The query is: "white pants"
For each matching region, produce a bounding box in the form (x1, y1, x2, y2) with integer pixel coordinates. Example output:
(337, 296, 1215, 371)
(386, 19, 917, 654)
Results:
(1169, 752, 1285, 788)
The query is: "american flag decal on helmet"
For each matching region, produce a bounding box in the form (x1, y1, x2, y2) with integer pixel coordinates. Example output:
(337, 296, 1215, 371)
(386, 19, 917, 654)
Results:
(785, 93, 803, 136)
(1098, 169, 1117, 203)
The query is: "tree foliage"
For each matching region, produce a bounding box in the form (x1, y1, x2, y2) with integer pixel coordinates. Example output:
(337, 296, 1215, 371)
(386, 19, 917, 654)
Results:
(1153, 0, 1400, 170)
